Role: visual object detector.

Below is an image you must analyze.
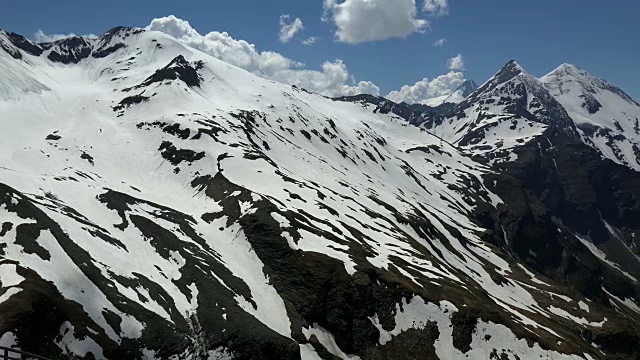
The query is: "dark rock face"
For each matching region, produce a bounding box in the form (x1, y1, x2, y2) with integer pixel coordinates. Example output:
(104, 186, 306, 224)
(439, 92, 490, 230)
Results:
(468, 140, 640, 358)
(362, 324, 440, 360)
(92, 42, 126, 58)
(136, 55, 203, 89)
(495, 129, 640, 277)
(580, 91, 603, 114)
(6, 32, 43, 56)
(456, 79, 478, 98)
(101, 26, 144, 41)
(158, 141, 205, 165)
(0, 36, 23, 59)
(43, 37, 93, 64)
(112, 94, 150, 111)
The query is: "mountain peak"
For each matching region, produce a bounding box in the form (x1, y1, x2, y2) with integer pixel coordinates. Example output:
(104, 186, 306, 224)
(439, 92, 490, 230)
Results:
(557, 63, 580, 71)
(497, 59, 527, 79)
(462, 59, 532, 103)
(546, 63, 590, 79)
(505, 59, 523, 68)
(542, 63, 639, 107)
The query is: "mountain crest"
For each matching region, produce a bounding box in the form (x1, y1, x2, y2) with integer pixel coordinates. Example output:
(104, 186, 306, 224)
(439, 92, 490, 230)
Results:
(492, 59, 528, 83)
(462, 59, 533, 105)
(543, 63, 639, 107)
(103, 26, 141, 37)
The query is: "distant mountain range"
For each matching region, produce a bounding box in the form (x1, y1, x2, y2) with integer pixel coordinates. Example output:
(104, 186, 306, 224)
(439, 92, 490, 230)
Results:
(0, 26, 638, 360)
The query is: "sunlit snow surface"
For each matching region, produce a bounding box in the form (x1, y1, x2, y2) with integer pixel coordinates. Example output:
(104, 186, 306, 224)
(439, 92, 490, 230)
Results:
(0, 29, 621, 359)
(541, 64, 640, 171)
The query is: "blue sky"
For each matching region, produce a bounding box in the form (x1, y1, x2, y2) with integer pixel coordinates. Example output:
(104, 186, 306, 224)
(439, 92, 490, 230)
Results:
(2, 0, 639, 101)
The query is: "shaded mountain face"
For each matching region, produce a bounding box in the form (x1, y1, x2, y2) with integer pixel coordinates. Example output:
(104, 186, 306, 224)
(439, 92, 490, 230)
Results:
(440, 79, 479, 105)
(457, 79, 479, 98)
(0, 27, 638, 360)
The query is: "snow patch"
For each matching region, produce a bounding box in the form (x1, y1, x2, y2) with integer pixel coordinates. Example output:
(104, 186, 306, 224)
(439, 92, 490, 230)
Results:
(0, 332, 18, 348)
(302, 324, 360, 359)
(57, 322, 105, 359)
(547, 306, 605, 327)
(578, 300, 589, 313)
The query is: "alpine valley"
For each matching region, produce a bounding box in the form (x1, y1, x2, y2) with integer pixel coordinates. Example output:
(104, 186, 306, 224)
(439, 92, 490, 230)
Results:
(0, 26, 638, 360)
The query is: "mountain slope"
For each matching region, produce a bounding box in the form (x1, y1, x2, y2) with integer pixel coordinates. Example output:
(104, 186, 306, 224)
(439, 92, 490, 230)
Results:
(0, 28, 638, 360)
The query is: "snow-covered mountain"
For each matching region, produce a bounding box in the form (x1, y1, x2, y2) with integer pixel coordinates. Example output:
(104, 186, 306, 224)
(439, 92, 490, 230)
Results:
(417, 60, 580, 160)
(0, 27, 639, 360)
(541, 63, 640, 171)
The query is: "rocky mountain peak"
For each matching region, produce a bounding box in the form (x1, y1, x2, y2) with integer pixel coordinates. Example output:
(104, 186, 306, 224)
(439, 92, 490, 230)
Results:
(501, 59, 526, 75)
(462, 60, 534, 104)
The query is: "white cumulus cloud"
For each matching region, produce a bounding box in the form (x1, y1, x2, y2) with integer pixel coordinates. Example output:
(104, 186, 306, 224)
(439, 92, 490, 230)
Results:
(340, 80, 381, 97)
(433, 38, 446, 47)
(322, 0, 428, 44)
(146, 15, 374, 97)
(386, 71, 465, 104)
(447, 54, 465, 70)
(423, 0, 449, 16)
(279, 15, 304, 43)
